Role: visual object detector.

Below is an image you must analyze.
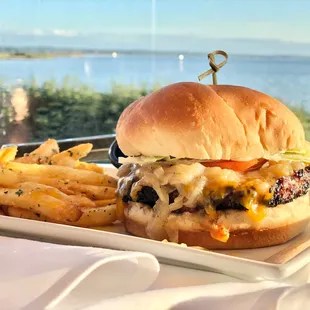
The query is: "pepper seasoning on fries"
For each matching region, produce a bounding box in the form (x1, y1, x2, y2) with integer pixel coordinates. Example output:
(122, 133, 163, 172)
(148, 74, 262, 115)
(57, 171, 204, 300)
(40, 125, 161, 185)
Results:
(0, 139, 118, 227)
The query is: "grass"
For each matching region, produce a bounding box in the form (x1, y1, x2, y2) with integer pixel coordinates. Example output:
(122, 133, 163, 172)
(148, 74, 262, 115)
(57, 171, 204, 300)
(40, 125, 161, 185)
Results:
(287, 104, 310, 137)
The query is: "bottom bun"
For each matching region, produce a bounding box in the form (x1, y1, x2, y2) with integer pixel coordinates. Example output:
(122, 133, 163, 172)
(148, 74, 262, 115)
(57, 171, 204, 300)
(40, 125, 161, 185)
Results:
(123, 195, 310, 250)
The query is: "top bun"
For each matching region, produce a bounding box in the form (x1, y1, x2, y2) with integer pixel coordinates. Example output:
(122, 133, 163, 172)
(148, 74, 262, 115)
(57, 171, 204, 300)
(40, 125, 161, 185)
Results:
(116, 82, 305, 160)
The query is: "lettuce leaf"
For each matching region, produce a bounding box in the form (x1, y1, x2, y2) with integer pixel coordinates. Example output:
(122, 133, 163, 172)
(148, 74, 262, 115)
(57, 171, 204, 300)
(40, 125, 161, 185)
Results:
(267, 141, 310, 163)
(118, 142, 310, 164)
(118, 156, 167, 164)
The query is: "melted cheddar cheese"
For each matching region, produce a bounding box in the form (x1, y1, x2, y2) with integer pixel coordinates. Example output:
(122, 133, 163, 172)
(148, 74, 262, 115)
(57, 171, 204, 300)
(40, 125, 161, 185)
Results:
(205, 206, 217, 220)
(210, 225, 230, 243)
(116, 196, 126, 221)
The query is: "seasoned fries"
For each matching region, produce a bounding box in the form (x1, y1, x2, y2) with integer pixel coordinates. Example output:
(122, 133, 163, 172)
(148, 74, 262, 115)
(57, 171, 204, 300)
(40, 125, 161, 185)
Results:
(5, 206, 46, 221)
(70, 204, 117, 227)
(50, 143, 92, 164)
(5, 204, 117, 228)
(67, 184, 116, 200)
(0, 186, 82, 222)
(0, 146, 18, 164)
(15, 139, 59, 164)
(0, 140, 118, 228)
(5, 162, 117, 187)
(95, 198, 117, 207)
(75, 161, 104, 174)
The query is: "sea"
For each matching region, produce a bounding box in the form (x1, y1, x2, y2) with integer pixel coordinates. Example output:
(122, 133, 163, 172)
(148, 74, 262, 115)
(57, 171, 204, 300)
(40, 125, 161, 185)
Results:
(1, 54, 310, 108)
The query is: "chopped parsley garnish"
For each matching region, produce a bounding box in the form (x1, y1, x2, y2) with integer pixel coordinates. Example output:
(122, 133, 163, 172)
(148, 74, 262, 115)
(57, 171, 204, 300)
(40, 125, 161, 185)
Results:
(15, 189, 23, 196)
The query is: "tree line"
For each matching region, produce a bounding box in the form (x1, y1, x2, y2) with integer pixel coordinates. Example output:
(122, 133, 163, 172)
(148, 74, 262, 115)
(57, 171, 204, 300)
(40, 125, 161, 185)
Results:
(0, 79, 309, 144)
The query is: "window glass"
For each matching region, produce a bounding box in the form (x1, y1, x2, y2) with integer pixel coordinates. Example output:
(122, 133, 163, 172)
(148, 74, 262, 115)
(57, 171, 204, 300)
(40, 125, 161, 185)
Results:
(1, 0, 310, 144)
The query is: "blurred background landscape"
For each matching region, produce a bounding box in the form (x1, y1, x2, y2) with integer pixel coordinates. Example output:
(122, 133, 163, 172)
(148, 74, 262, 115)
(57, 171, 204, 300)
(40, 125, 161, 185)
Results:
(1, 0, 310, 144)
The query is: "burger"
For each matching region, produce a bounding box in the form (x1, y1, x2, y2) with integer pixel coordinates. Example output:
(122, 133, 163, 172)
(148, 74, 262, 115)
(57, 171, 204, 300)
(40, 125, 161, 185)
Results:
(115, 82, 310, 249)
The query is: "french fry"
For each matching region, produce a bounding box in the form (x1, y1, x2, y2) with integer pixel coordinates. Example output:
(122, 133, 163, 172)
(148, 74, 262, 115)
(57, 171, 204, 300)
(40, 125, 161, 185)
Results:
(67, 195, 96, 209)
(50, 144, 105, 174)
(0, 146, 18, 164)
(5, 206, 49, 221)
(18, 175, 75, 195)
(0, 183, 81, 222)
(50, 144, 92, 165)
(94, 198, 117, 207)
(5, 162, 117, 187)
(53, 157, 76, 168)
(15, 139, 59, 164)
(71, 204, 117, 227)
(6, 204, 117, 228)
(0, 168, 20, 187)
(67, 183, 116, 200)
(75, 161, 104, 174)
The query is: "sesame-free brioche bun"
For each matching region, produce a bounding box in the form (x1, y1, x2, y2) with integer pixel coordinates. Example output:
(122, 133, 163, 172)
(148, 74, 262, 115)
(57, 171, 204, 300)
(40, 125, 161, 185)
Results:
(124, 195, 310, 250)
(116, 82, 305, 160)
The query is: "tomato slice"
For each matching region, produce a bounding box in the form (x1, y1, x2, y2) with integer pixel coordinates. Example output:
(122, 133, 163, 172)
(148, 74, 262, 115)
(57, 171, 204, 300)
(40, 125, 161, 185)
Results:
(201, 159, 267, 172)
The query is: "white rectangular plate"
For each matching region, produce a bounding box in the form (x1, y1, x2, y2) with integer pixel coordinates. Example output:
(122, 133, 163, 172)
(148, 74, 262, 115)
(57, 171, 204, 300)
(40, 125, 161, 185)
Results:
(0, 164, 309, 281)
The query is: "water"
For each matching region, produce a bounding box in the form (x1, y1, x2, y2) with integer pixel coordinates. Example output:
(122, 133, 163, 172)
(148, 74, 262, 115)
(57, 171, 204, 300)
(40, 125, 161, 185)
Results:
(1, 54, 310, 108)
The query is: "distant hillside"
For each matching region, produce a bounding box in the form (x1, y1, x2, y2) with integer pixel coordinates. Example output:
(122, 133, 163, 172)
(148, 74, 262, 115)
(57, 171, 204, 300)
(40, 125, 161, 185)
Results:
(1, 46, 310, 59)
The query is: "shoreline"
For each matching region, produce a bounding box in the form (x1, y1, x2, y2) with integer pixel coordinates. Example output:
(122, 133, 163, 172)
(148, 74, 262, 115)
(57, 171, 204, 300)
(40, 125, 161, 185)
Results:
(0, 52, 112, 60)
(1, 51, 310, 60)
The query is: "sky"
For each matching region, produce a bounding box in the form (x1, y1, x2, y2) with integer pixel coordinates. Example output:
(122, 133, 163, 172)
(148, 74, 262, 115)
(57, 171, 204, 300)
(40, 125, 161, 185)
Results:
(1, 0, 310, 55)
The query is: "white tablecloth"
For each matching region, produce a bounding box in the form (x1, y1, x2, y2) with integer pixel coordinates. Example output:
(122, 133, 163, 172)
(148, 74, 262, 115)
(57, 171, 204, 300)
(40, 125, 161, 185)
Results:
(152, 262, 310, 290)
(83, 263, 310, 310)
(0, 236, 309, 310)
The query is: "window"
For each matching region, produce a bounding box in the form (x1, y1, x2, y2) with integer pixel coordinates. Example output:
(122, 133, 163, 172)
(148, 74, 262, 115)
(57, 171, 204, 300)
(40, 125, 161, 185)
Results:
(1, 0, 310, 145)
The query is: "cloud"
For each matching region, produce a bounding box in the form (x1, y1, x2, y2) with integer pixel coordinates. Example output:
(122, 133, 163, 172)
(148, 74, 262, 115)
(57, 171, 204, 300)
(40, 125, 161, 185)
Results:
(5, 28, 77, 37)
(32, 29, 45, 36)
(52, 29, 77, 37)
